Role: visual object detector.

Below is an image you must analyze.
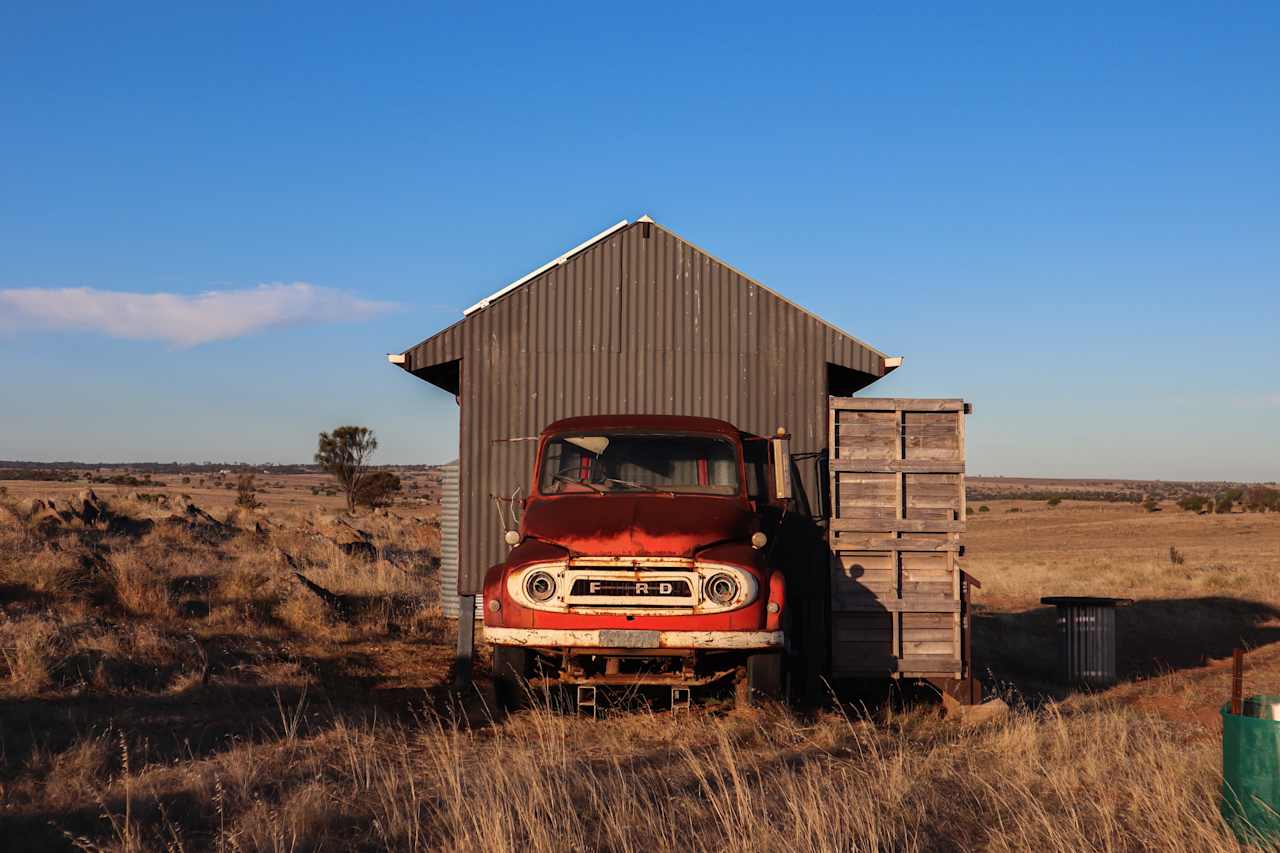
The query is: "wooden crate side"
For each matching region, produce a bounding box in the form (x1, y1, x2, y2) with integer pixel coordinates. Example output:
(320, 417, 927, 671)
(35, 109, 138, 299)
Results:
(828, 396, 969, 681)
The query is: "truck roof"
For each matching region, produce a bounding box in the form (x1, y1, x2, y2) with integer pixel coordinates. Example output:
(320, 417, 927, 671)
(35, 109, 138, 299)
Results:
(542, 414, 743, 439)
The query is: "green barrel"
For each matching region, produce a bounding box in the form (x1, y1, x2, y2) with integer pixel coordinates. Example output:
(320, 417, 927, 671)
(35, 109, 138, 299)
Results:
(1221, 696, 1280, 844)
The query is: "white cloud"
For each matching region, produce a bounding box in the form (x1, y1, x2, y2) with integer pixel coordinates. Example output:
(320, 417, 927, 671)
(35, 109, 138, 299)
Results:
(0, 283, 395, 347)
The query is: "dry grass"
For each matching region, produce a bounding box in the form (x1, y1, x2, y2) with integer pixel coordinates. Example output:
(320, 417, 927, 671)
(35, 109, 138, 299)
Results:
(16, 699, 1245, 852)
(965, 499, 1280, 608)
(1, 488, 1277, 850)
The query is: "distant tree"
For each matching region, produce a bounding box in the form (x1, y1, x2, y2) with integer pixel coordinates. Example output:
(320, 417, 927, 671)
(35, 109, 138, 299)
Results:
(1215, 487, 1243, 515)
(1243, 485, 1280, 513)
(315, 426, 378, 512)
(1142, 498, 1161, 512)
(354, 471, 402, 508)
(235, 474, 262, 510)
(1047, 496, 1062, 507)
(1177, 495, 1207, 513)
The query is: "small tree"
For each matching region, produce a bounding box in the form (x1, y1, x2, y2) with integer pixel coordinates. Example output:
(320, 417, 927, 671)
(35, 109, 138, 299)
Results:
(235, 474, 262, 510)
(315, 426, 378, 512)
(1047, 496, 1062, 508)
(1177, 495, 1207, 513)
(354, 471, 402, 508)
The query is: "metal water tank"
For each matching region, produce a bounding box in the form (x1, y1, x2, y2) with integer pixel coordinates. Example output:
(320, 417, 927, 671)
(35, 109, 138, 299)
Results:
(1040, 596, 1134, 687)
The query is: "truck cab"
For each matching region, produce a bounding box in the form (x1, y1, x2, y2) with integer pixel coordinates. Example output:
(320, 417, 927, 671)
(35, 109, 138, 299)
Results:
(482, 414, 793, 708)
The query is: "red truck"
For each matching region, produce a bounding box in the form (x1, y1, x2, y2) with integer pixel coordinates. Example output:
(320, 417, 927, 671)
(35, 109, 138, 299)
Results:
(483, 414, 797, 709)
(483, 398, 978, 711)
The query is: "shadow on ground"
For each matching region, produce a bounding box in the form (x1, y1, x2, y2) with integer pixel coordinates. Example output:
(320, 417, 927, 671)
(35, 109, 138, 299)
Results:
(975, 596, 1280, 699)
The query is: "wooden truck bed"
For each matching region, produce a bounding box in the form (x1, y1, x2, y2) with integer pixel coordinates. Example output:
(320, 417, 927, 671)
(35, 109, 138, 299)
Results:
(827, 397, 977, 697)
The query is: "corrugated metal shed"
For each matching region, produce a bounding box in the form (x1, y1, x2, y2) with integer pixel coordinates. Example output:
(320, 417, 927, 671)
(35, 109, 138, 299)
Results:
(394, 218, 894, 596)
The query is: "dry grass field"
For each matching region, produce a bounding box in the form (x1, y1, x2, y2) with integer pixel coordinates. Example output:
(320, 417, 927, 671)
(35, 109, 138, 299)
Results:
(1, 475, 1279, 851)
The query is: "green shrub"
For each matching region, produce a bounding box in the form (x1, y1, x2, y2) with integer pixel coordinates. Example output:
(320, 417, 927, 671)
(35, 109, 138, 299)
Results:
(1177, 495, 1207, 513)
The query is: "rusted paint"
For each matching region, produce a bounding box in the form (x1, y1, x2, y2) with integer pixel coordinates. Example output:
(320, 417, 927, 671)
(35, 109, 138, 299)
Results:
(502, 560, 758, 615)
(482, 416, 778, 643)
(483, 627, 784, 650)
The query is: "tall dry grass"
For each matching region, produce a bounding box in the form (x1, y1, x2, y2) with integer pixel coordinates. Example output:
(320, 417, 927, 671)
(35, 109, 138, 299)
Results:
(45, 699, 1246, 852)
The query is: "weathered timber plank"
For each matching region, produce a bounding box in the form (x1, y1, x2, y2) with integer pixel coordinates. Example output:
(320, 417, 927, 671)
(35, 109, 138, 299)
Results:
(831, 460, 965, 474)
(830, 518, 966, 533)
(900, 628, 955, 642)
(830, 398, 966, 412)
(832, 599, 961, 613)
(832, 655, 963, 675)
(832, 537, 961, 552)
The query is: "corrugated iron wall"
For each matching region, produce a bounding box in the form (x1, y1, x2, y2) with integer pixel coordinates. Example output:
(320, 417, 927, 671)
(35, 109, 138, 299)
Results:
(407, 222, 886, 595)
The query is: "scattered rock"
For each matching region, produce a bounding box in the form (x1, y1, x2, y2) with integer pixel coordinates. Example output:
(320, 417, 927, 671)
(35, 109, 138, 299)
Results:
(943, 696, 1010, 727)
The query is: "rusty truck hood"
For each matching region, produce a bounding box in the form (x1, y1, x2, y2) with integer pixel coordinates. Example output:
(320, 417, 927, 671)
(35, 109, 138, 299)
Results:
(521, 494, 754, 557)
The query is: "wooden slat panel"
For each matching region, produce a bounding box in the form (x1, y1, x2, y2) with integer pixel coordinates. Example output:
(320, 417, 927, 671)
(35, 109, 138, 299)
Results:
(903, 412, 961, 462)
(831, 460, 965, 474)
(835, 599, 960, 613)
(832, 552, 894, 572)
(829, 396, 967, 680)
(900, 628, 954, 642)
(830, 518, 966, 533)
(903, 640, 957, 656)
(833, 655, 963, 675)
(902, 613, 953, 629)
(831, 535, 961, 552)
(830, 398, 966, 412)
(901, 552, 949, 574)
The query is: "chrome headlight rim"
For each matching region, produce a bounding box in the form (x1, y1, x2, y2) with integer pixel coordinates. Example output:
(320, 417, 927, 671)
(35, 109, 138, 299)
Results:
(524, 570, 557, 602)
(704, 572, 739, 605)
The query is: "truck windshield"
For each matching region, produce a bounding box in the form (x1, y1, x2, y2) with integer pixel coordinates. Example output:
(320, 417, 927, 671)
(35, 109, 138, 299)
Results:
(538, 433, 741, 496)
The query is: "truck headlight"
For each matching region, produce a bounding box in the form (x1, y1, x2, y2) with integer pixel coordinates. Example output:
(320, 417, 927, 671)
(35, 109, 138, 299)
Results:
(525, 571, 556, 602)
(705, 573, 739, 605)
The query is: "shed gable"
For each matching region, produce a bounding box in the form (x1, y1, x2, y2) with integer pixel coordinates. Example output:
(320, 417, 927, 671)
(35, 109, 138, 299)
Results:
(400, 219, 888, 380)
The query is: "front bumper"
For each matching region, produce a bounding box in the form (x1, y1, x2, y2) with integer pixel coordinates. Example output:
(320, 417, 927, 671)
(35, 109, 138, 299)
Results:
(484, 626, 783, 650)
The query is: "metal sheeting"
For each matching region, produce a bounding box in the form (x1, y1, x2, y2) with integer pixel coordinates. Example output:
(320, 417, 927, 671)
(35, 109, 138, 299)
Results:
(402, 221, 888, 594)
(437, 461, 483, 619)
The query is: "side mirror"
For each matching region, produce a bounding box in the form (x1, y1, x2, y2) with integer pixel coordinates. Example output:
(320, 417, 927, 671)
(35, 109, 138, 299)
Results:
(770, 433, 792, 501)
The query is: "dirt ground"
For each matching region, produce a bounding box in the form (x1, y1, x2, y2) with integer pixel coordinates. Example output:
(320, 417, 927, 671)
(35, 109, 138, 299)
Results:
(1, 479, 1277, 850)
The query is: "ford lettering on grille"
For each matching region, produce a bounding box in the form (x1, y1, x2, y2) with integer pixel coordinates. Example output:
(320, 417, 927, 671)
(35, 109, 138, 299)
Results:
(571, 579, 692, 597)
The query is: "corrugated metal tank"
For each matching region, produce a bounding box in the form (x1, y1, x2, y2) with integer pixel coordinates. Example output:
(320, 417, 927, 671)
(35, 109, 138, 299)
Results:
(437, 461, 482, 619)
(1042, 596, 1131, 686)
(400, 220, 889, 595)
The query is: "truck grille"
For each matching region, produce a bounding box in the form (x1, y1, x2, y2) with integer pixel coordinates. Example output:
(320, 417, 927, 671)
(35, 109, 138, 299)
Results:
(570, 579, 692, 598)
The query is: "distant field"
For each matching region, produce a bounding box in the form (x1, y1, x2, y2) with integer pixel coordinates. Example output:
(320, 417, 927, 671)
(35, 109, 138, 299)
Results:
(0, 468, 443, 516)
(1, 477, 1277, 850)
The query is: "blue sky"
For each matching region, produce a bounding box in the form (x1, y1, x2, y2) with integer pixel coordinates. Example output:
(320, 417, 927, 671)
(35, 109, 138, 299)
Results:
(1, 3, 1276, 480)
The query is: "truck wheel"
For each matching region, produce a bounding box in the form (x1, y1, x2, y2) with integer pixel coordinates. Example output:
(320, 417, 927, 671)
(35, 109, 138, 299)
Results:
(746, 652, 783, 703)
(492, 646, 529, 711)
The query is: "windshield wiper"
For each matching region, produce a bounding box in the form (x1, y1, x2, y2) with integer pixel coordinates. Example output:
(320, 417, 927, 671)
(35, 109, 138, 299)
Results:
(604, 477, 675, 497)
(552, 472, 607, 493)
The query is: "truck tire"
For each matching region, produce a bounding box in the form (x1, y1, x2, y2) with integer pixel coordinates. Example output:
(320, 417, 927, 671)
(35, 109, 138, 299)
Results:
(492, 646, 529, 711)
(746, 652, 783, 703)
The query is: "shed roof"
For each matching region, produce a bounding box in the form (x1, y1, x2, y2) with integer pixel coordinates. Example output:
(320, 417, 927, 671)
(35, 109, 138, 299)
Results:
(392, 216, 897, 389)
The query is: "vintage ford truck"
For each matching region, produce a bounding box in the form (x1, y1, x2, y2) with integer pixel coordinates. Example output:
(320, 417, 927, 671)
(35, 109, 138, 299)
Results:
(483, 399, 976, 710)
(483, 414, 792, 708)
